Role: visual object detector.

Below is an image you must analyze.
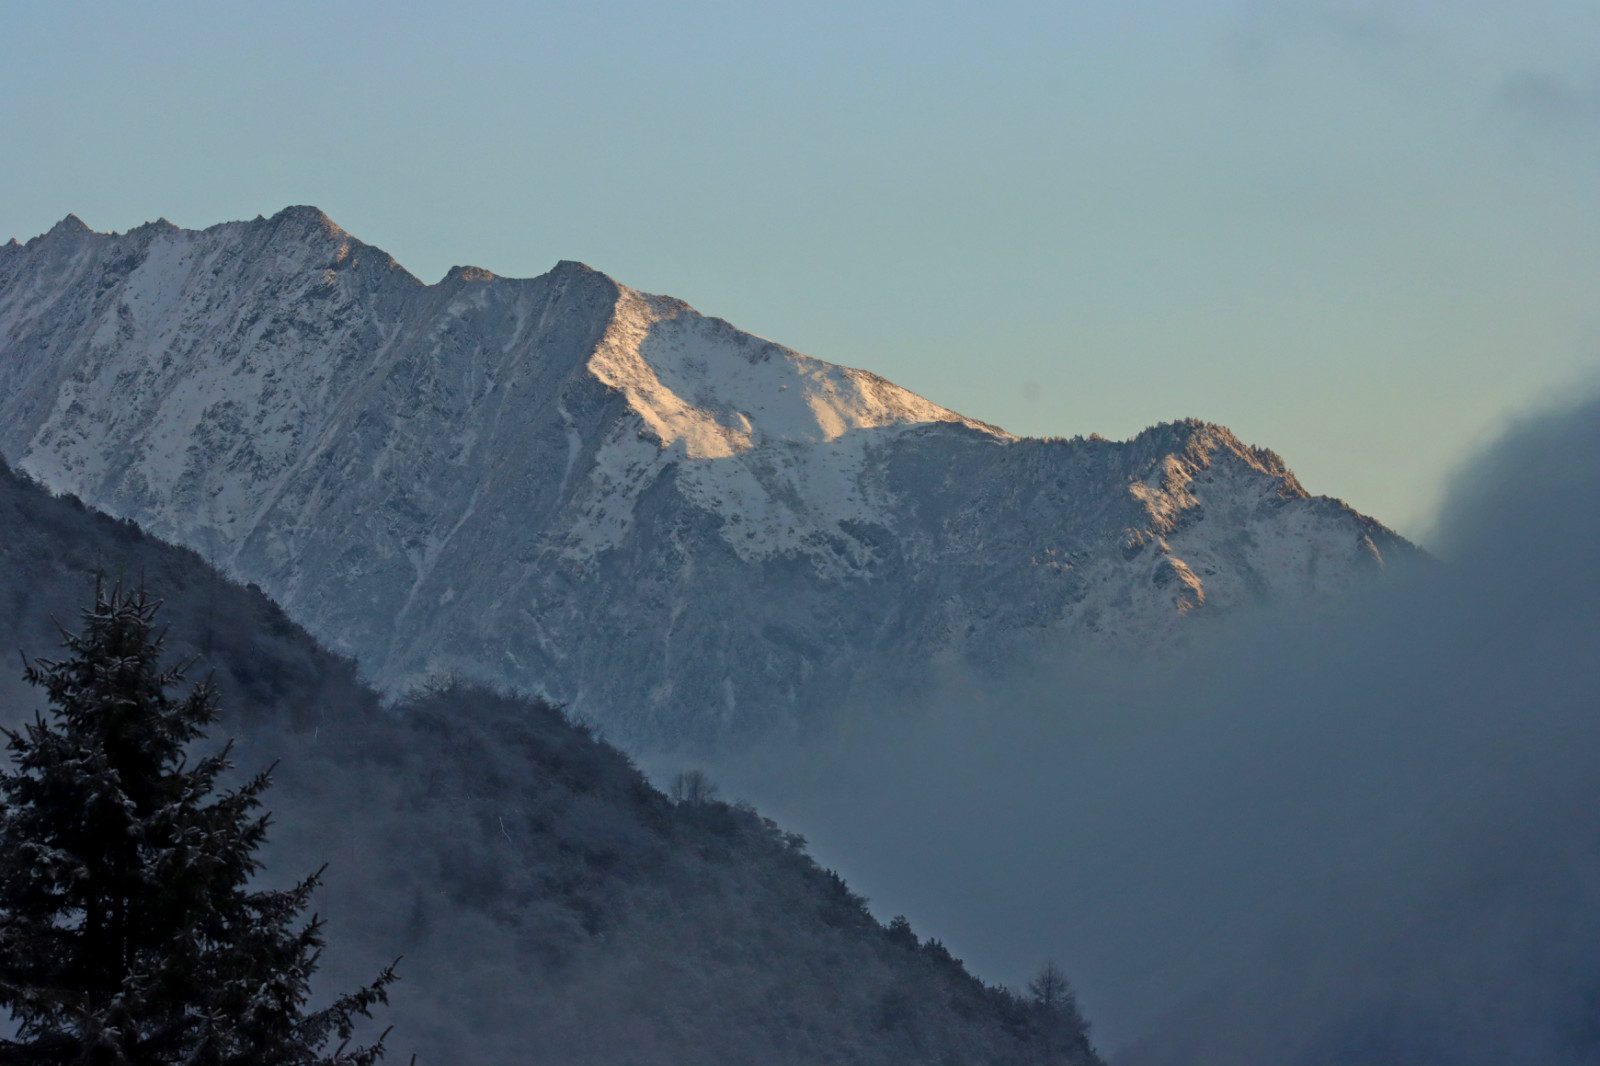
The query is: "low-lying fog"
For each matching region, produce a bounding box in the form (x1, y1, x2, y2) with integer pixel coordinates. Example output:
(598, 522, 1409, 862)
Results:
(692, 390, 1600, 1064)
(6, 386, 1595, 1064)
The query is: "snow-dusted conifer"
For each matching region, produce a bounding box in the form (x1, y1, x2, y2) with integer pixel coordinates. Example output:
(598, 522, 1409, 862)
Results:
(0, 582, 398, 1064)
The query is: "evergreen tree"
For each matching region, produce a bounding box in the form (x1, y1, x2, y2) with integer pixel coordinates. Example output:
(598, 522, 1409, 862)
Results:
(0, 583, 399, 1065)
(1027, 960, 1072, 1015)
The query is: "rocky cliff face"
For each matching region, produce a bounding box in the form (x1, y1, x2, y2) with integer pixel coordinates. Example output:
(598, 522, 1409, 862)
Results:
(0, 208, 1417, 748)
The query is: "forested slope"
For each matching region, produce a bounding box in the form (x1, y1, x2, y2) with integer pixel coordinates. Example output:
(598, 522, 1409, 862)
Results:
(0, 456, 1100, 1065)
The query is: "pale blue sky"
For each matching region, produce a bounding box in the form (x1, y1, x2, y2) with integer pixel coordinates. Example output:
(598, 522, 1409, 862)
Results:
(4, 1, 1597, 540)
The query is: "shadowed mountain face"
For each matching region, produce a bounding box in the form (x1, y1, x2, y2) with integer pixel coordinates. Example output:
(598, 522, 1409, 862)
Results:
(0, 209, 1416, 748)
(0, 455, 1101, 1066)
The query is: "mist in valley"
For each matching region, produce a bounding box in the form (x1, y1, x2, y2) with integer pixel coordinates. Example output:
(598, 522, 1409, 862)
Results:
(693, 390, 1600, 1063)
(2, 365, 1597, 1063)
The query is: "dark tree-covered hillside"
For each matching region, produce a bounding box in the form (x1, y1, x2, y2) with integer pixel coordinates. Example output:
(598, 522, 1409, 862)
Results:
(0, 454, 1102, 1065)
(0, 461, 377, 736)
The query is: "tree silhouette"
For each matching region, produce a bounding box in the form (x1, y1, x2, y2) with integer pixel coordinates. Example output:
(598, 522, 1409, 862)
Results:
(1028, 960, 1072, 1014)
(669, 770, 719, 806)
(0, 583, 399, 1065)
(1028, 959, 1095, 1065)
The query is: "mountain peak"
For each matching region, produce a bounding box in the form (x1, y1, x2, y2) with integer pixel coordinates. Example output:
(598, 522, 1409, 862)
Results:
(43, 213, 92, 239)
(442, 264, 497, 283)
(270, 203, 335, 224)
(265, 204, 346, 240)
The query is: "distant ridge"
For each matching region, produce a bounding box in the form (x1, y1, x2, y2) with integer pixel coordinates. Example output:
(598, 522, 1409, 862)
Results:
(0, 208, 1418, 748)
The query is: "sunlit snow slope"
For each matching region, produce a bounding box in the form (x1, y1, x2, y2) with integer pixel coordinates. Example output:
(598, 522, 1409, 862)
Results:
(0, 208, 1417, 747)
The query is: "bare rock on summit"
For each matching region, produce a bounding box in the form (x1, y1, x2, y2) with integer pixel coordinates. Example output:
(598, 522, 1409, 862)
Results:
(0, 208, 1418, 748)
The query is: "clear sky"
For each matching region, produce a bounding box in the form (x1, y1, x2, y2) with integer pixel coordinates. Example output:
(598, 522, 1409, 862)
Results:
(4, 1, 1596, 541)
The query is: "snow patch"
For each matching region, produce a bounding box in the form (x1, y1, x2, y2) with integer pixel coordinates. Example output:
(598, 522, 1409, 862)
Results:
(573, 284, 1002, 564)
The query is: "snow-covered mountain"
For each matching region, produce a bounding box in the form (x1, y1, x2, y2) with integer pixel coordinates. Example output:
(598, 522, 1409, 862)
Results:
(0, 208, 1417, 747)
